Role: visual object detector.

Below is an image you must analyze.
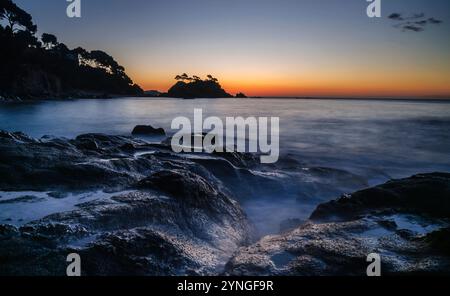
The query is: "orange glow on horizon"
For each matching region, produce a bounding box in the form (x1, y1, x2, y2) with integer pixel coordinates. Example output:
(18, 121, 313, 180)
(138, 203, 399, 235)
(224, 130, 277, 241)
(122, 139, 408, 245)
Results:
(122, 36, 450, 99)
(131, 72, 450, 98)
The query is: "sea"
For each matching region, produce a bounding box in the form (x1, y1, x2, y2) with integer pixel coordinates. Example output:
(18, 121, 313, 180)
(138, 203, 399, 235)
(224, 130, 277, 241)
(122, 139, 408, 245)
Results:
(1, 97, 449, 234)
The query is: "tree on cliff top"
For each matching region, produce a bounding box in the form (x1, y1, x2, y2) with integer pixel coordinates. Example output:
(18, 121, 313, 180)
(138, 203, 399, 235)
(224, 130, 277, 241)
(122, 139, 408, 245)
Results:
(206, 75, 218, 83)
(165, 74, 233, 98)
(0, 0, 36, 33)
(41, 33, 58, 49)
(175, 73, 193, 83)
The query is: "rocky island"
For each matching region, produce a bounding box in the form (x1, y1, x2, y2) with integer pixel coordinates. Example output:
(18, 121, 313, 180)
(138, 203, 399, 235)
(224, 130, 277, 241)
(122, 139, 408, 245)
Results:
(160, 74, 242, 99)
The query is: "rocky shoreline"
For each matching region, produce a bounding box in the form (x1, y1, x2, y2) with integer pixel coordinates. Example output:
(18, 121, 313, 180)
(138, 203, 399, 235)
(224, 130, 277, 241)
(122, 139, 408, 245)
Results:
(0, 93, 126, 103)
(225, 173, 450, 275)
(0, 130, 449, 275)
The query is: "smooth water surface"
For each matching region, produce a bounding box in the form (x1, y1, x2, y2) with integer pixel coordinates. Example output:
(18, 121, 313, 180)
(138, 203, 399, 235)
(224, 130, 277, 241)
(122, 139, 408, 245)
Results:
(1, 98, 450, 234)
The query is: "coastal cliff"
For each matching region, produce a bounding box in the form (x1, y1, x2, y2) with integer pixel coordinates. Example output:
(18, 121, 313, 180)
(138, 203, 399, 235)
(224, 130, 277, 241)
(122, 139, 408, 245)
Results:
(0, 1, 143, 101)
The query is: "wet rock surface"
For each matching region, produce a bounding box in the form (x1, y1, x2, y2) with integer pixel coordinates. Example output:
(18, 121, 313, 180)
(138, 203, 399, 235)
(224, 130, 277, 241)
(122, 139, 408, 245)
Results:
(1, 130, 449, 275)
(310, 173, 450, 221)
(225, 174, 450, 276)
(0, 186, 252, 275)
(0, 131, 254, 275)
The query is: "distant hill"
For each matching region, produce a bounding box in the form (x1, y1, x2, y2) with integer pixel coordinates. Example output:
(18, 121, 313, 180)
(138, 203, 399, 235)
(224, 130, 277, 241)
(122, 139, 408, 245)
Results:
(143, 90, 162, 97)
(235, 92, 248, 98)
(161, 74, 233, 99)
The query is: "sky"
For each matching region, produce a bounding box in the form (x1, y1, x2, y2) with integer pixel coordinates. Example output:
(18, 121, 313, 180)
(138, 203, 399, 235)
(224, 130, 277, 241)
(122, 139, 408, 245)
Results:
(13, 0, 450, 97)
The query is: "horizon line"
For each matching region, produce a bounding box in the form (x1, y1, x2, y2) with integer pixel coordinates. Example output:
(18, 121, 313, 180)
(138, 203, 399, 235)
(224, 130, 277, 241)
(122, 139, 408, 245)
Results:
(143, 93, 450, 101)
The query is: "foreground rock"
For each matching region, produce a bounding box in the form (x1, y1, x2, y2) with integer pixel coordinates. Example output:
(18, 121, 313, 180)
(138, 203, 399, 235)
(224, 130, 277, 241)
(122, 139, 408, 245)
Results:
(0, 130, 266, 193)
(0, 130, 362, 202)
(0, 132, 148, 191)
(0, 130, 256, 275)
(0, 174, 253, 275)
(3, 130, 448, 275)
(311, 172, 450, 221)
(225, 173, 450, 275)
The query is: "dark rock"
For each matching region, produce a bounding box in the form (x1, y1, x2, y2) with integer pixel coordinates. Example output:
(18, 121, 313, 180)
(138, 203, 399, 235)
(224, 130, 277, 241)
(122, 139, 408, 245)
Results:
(212, 150, 259, 168)
(422, 228, 450, 255)
(310, 173, 450, 222)
(19, 223, 89, 242)
(78, 229, 205, 275)
(47, 192, 69, 199)
(2, 130, 449, 276)
(280, 218, 304, 233)
(0, 130, 36, 143)
(225, 174, 450, 276)
(162, 132, 215, 148)
(137, 170, 226, 209)
(0, 188, 252, 275)
(0, 225, 19, 239)
(377, 219, 397, 231)
(132, 125, 166, 136)
(163, 78, 233, 99)
(0, 131, 156, 191)
(0, 195, 45, 204)
(0, 130, 267, 197)
(0, 133, 254, 275)
(74, 138, 99, 151)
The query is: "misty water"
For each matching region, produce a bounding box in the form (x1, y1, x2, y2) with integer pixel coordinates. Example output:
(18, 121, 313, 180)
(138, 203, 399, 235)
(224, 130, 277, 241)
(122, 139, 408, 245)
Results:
(1, 98, 450, 235)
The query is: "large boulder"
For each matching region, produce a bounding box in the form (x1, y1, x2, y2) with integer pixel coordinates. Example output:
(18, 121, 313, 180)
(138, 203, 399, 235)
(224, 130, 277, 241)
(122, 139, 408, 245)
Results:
(0, 132, 160, 191)
(310, 173, 450, 221)
(225, 173, 450, 276)
(0, 186, 253, 275)
(0, 131, 261, 275)
(131, 125, 166, 136)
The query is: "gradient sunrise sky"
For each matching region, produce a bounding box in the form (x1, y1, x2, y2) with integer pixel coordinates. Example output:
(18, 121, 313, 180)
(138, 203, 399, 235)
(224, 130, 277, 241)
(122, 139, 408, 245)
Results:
(14, 0, 450, 97)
